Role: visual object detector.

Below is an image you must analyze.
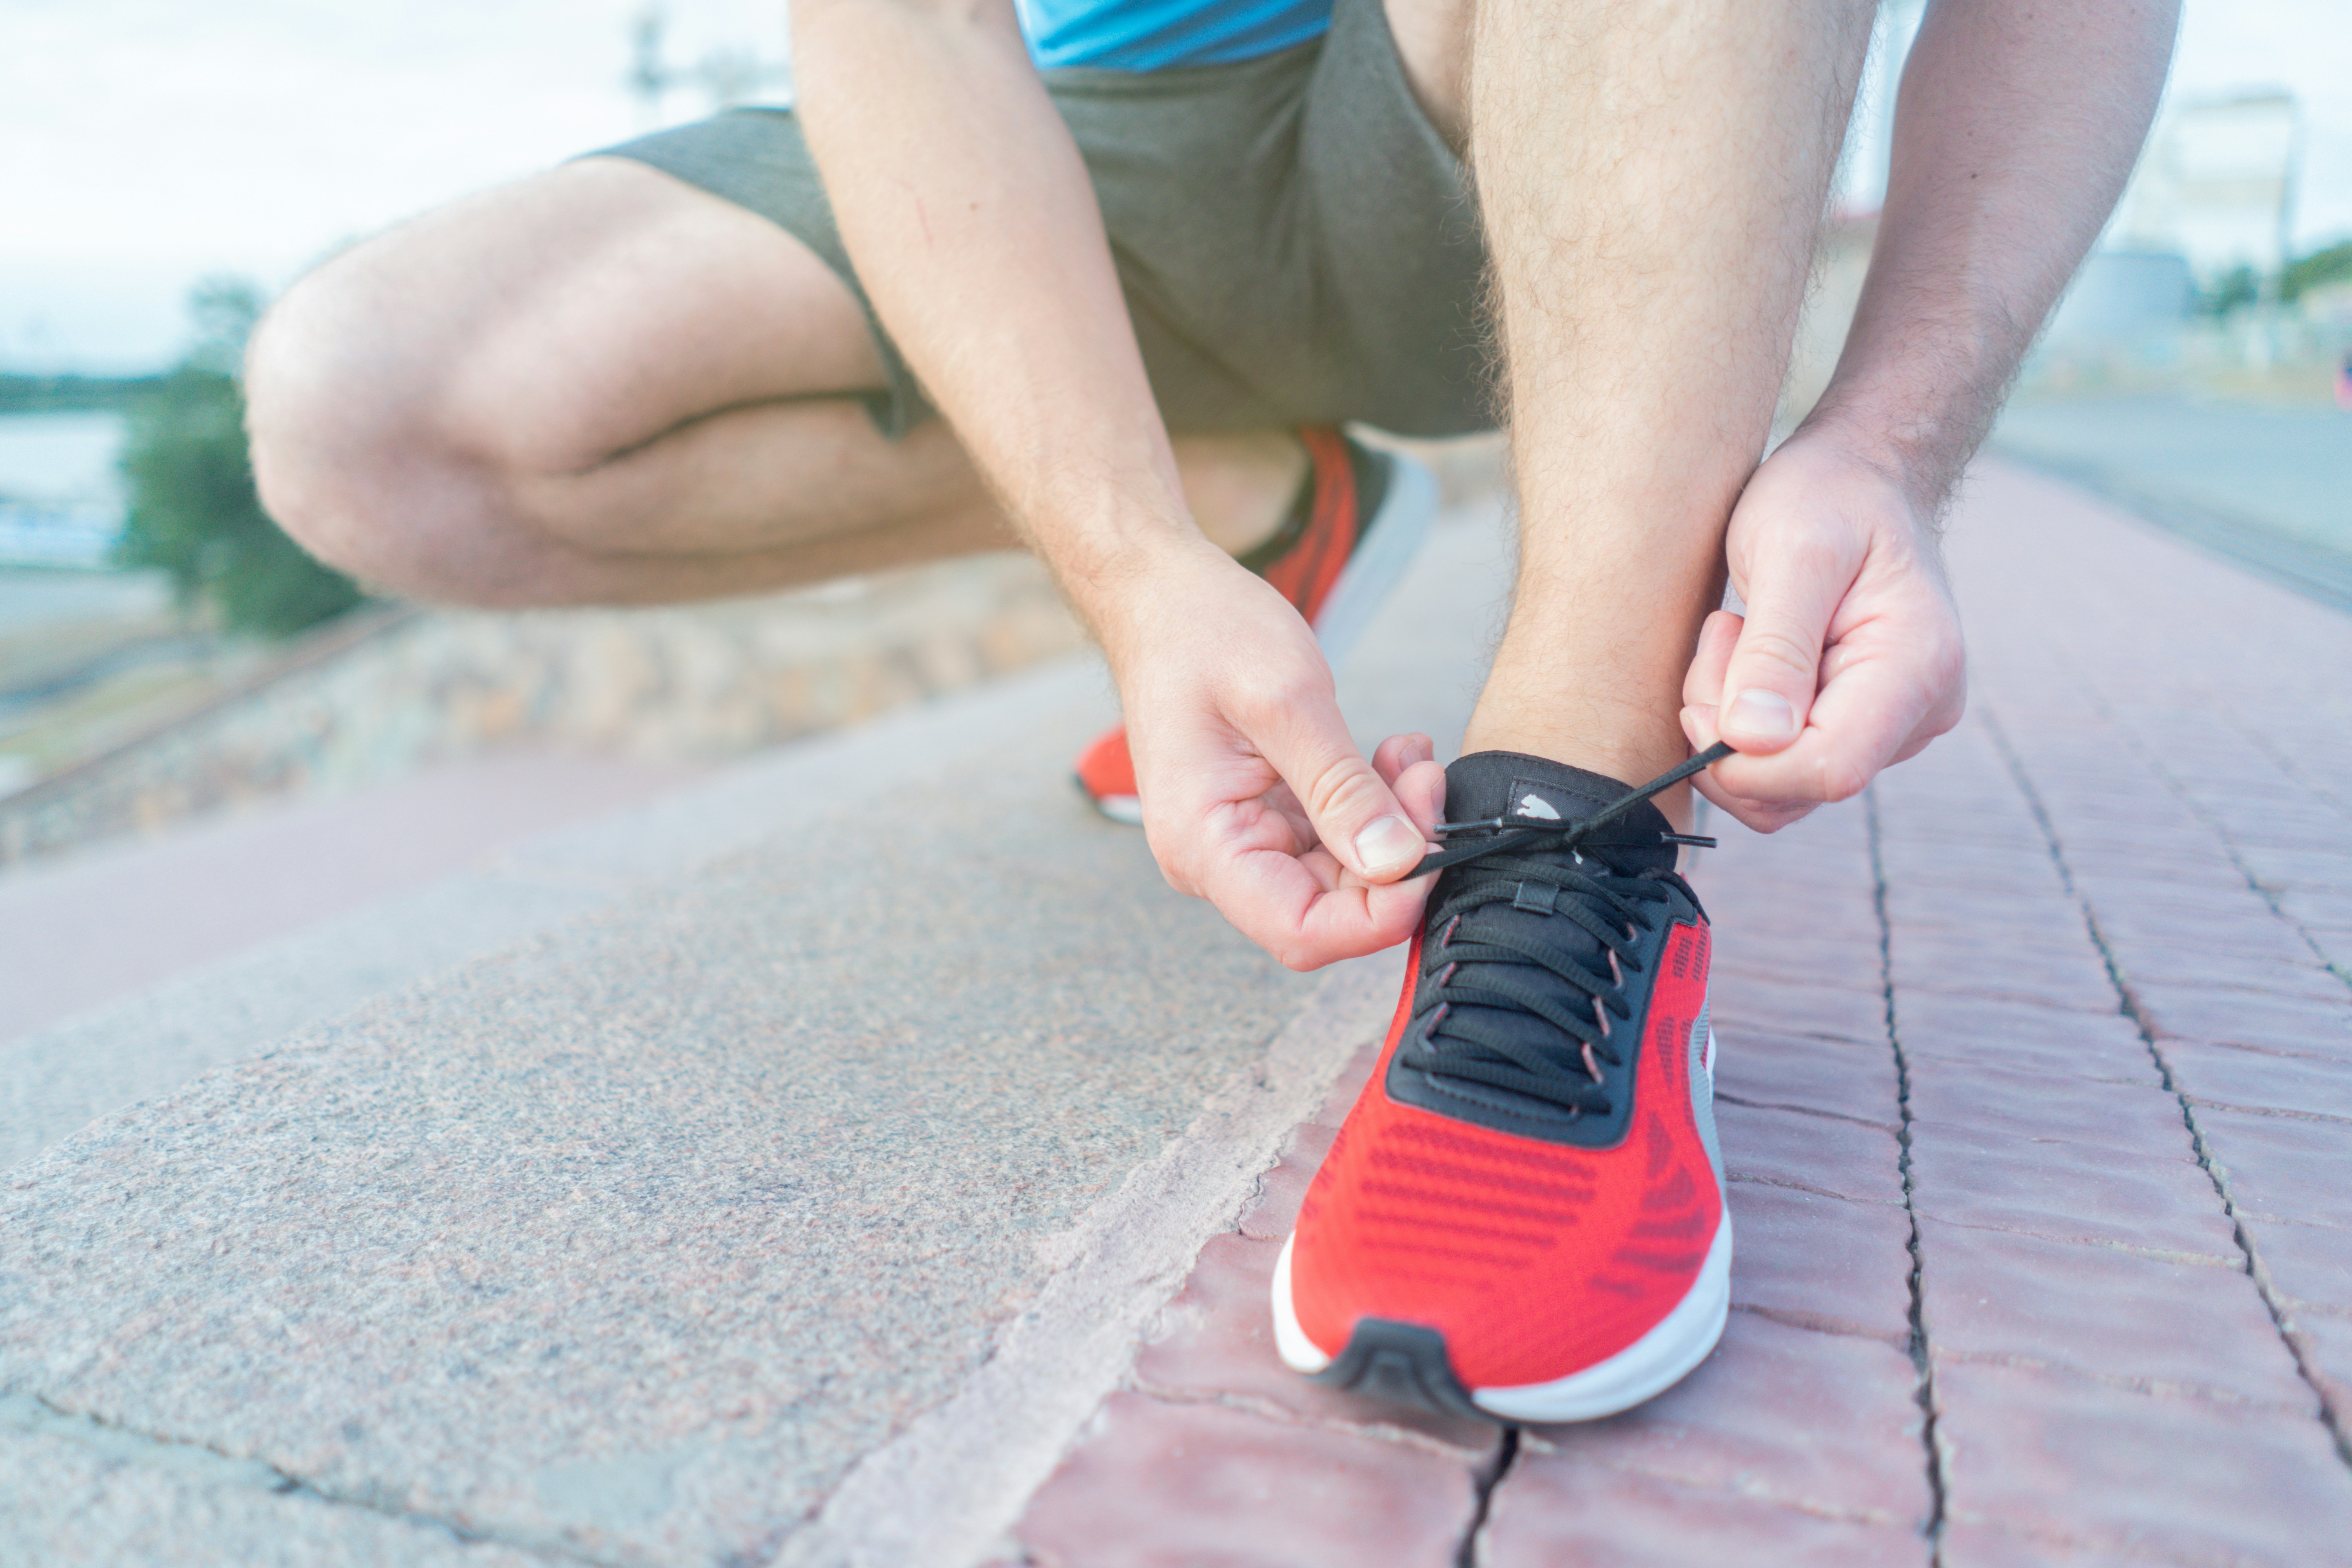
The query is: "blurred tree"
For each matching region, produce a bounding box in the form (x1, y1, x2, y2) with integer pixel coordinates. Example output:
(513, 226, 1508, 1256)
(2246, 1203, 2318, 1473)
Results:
(2280, 240, 2352, 305)
(2196, 265, 2260, 319)
(114, 278, 363, 637)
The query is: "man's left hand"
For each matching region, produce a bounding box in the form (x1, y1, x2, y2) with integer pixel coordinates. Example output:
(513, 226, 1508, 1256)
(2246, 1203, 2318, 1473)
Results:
(1679, 429, 1967, 831)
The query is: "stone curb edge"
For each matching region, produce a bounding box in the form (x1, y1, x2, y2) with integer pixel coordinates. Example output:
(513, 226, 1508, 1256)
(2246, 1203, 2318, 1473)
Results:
(777, 954, 1396, 1568)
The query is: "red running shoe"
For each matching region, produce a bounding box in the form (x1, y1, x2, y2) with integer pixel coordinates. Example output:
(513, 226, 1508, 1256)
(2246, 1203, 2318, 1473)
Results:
(1072, 427, 1436, 824)
(1272, 748, 1731, 1423)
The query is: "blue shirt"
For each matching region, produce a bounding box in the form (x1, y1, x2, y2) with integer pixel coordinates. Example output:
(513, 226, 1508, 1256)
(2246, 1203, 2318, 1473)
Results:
(1018, 0, 1332, 70)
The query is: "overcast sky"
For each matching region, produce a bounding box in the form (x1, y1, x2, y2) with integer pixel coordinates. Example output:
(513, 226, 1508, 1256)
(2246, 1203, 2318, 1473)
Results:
(5, 0, 2350, 372)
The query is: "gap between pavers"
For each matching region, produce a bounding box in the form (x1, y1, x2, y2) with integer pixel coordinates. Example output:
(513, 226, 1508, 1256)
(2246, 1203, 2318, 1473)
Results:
(1902, 460, 2352, 1556)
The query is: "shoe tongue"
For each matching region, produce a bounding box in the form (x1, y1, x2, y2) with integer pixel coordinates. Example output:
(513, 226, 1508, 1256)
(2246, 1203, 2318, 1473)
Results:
(1441, 751, 1679, 875)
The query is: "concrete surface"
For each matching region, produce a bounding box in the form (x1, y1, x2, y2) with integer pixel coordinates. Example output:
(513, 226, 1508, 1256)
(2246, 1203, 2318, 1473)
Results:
(0, 598, 1449, 1173)
(0, 502, 1512, 1565)
(3, 462, 2350, 1566)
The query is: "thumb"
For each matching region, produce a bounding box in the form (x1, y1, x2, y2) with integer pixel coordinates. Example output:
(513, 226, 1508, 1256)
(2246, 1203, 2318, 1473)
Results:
(1718, 545, 1850, 755)
(1258, 698, 1426, 884)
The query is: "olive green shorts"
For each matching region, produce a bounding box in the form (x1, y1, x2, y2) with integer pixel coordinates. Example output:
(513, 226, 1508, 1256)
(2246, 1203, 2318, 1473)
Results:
(596, 0, 1493, 440)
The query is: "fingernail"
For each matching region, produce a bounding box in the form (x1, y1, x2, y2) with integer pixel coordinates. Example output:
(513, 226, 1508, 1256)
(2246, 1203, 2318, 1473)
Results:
(1353, 814, 1423, 877)
(1725, 689, 1797, 740)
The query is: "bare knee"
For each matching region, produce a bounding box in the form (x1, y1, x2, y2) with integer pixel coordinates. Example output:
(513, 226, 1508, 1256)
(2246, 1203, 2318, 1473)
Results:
(245, 240, 574, 608)
(245, 261, 523, 605)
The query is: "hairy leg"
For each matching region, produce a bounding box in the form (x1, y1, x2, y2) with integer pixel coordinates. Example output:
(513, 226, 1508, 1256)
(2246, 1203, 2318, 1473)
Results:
(247, 157, 1302, 608)
(1456, 0, 1875, 818)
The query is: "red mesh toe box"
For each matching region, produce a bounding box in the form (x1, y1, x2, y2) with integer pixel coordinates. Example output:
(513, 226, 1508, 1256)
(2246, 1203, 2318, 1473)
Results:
(1290, 922, 1720, 1391)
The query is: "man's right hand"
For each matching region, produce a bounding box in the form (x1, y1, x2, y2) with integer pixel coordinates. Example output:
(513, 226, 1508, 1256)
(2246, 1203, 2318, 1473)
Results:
(1098, 535, 1446, 971)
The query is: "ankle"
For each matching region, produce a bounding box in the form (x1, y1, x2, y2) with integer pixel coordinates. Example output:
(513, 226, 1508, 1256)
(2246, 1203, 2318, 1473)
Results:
(1173, 431, 1308, 557)
(1457, 722, 1697, 833)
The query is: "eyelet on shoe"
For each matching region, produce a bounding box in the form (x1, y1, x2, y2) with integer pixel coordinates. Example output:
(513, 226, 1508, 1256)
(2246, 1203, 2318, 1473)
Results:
(1592, 996, 1613, 1038)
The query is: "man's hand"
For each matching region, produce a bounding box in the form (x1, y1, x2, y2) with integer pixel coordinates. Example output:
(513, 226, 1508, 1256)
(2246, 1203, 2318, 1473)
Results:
(1679, 430, 1966, 831)
(1100, 536, 1446, 970)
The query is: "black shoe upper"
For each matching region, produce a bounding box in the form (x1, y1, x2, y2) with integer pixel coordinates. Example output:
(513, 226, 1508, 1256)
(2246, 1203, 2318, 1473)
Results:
(1384, 751, 1711, 1150)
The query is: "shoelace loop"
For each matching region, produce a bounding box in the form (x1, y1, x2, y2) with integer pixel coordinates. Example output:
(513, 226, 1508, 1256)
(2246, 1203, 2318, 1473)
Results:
(1407, 742, 1730, 880)
(1397, 742, 1731, 1118)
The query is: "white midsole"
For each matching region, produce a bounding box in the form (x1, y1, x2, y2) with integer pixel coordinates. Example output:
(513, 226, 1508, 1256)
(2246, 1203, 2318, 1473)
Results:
(1270, 1234, 1333, 1374)
(1270, 1205, 1732, 1423)
(1473, 1215, 1731, 1422)
(1090, 793, 1143, 826)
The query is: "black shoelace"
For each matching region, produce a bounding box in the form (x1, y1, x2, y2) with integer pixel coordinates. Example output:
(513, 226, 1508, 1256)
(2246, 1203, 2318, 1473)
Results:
(1395, 742, 1731, 1118)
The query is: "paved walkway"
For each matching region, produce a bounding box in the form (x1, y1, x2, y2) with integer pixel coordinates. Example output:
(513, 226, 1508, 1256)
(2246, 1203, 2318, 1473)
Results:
(4, 460, 2349, 1565)
(1993, 394, 2352, 613)
(0, 750, 701, 1047)
(1995, 395, 2351, 557)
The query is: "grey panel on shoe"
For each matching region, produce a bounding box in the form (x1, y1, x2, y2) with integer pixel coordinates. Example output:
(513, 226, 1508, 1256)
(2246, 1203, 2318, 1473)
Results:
(1690, 998, 1723, 1191)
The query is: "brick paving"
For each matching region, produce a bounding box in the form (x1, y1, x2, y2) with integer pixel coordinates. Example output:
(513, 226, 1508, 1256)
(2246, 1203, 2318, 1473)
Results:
(1004, 461, 2352, 1566)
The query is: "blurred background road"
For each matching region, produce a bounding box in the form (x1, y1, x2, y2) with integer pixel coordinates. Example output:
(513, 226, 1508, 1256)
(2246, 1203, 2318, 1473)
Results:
(1998, 397, 2348, 559)
(1994, 396, 2352, 600)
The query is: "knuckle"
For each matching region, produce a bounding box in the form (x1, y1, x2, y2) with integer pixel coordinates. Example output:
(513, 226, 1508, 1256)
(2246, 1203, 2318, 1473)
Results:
(1299, 755, 1387, 824)
(1817, 757, 1871, 803)
(1232, 668, 1327, 729)
(1747, 801, 1819, 834)
(1736, 625, 1821, 682)
(1146, 837, 1198, 896)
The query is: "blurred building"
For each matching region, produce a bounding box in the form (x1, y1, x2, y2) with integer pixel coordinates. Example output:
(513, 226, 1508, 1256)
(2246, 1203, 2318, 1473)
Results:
(2114, 90, 2302, 283)
(2038, 251, 2198, 363)
(2030, 91, 2305, 374)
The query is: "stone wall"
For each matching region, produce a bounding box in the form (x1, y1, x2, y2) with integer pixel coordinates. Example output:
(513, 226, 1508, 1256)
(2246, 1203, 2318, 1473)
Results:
(0, 551, 1084, 865)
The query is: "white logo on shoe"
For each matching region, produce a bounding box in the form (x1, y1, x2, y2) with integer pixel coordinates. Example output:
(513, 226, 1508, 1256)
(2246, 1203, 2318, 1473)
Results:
(1516, 793, 1562, 820)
